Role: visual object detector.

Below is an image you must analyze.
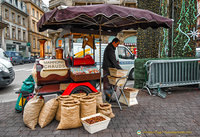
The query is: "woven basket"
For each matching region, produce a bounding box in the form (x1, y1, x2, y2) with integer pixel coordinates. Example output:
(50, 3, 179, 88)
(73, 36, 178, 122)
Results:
(109, 68, 128, 77)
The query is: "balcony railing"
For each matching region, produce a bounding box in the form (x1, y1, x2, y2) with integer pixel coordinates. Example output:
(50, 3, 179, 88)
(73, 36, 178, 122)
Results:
(2, 0, 28, 14)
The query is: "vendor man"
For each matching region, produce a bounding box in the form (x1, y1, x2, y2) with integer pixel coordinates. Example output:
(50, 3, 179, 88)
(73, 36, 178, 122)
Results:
(102, 38, 122, 101)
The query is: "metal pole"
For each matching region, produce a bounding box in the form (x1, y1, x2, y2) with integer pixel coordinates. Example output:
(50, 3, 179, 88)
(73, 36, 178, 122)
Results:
(99, 25, 102, 92)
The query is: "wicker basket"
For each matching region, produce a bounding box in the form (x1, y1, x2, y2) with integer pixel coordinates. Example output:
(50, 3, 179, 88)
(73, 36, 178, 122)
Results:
(109, 68, 128, 77)
(107, 75, 127, 86)
(70, 71, 100, 82)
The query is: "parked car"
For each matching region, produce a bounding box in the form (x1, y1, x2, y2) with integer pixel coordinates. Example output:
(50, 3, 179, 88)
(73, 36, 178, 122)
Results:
(0, 48, 10, 61)
(0, 50, 15, 87)
(23, 56, 36, 63)
(5, 51, 24, 65)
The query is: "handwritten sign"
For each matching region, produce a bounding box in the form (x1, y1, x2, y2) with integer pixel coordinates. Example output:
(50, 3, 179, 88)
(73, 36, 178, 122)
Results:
(39, 59, 68, 70)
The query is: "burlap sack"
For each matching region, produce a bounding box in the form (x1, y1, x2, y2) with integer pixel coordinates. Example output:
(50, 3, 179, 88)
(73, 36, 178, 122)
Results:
(57, 100, 82, 129)
(80, 96, 96, 118)
(97, 103, 115, 118)
(38, 98, 59, 128)
(70, 93, 87, 100)
(56, 95, 74, 121)
(88, 92, 103, 106)
(23, 95, 44, 130)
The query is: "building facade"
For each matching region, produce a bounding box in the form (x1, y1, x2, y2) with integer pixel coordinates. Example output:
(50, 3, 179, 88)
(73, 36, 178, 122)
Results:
(0, 2, 8, 49)
(1, 0, 29, 56)
(48, 0, 137, 54)
(23, 0, 52, 57)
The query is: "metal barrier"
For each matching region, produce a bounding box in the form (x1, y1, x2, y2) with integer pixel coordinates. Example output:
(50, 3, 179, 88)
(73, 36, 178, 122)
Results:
(144, 59, 200, 98)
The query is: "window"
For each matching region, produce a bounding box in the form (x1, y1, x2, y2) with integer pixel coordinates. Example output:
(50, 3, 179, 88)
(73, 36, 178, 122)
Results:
(32, 20, 35, 31)
(118, 47, 133, 59)
(32, 8, 35, 17)
(23, 31, 26, 41)
(18, 29, 21, 40)
(5, 9, 9, 20)
(12, 27, 16, 39)
(22, 18, 25, 26)
(37, 11, 39, 19)
(18, 15, 21, 24)
(33, 38, 36, 49)
(37, 40, 40, 49)
(12, 12, 15, 22)
(40, 14, 42, 19)
(15, 0, 18, 6)
(5, 27, 10, 38)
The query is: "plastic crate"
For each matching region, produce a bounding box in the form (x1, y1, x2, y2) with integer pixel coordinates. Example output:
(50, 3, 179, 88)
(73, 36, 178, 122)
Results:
(109, 68, 128, 77)
(81, 113, 111, 134)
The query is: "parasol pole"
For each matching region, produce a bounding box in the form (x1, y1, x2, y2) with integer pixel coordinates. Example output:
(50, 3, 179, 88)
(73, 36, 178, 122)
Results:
(99, 25, 102, 92)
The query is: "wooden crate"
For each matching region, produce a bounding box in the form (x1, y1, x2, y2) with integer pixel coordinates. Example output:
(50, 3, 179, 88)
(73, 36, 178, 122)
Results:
(107, 75, 127, 86)
(109, 68, 128, 77)
(119, 96, 138, 106)
(123, 87, 139, 98)
(70, 71, 100, 82)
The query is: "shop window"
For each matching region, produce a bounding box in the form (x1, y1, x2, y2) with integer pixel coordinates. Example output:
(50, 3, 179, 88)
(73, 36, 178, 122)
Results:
(12, 12, 15, 22)
(32, 8, 35, 17)
(12, 27, 16, 39)
(33, 38, 36, 49)
(5, 9, 9, 20)
(18, 15, 21, 24)
(125, 3, 136, 8)
(18, 29, 21, 40)
(23, 31, 26, 41)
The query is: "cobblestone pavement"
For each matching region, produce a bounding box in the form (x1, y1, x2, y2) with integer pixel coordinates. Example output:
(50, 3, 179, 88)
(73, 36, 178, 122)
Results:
(0, 87, 200, 137)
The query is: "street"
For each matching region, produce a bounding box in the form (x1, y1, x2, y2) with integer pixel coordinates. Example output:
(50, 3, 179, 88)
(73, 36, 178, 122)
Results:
(0, 63, 34, 102)
(0, 63, 134, 103)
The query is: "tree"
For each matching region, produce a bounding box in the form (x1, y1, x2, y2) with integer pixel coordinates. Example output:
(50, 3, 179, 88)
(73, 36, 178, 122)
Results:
(137, 0, 161, 58)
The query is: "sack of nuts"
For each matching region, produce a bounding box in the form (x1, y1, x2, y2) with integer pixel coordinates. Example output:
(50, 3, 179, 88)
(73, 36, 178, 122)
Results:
(88, 92, 103, 106)
(57, 100, 82, 129)
(56, 95, 74, 121)
(97, 103, 115, 118)
(80, 96, 96, 118)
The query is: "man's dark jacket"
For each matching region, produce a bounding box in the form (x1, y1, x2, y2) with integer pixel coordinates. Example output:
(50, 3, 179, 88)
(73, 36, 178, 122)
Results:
(102, 43, 122, 72)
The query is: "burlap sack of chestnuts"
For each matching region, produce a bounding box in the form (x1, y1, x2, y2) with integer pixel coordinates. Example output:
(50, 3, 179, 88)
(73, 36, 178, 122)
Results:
(57, 100, 82, 129)
(38, 98, 59, 128)
(97, 103, 115, 118)
(23, 95, 44, 130)
(70, 93, 87, 101)
(56, 95, 74, 121)
(88, 92, 103, 106)
(80, 96, 96, 118)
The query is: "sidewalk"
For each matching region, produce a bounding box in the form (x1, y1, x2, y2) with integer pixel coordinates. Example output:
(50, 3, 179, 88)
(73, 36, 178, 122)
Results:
(0, 86, 200, 137)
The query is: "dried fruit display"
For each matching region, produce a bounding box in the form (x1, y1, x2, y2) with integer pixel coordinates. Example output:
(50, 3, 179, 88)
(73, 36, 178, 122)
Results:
(84, 116, 106, 124)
